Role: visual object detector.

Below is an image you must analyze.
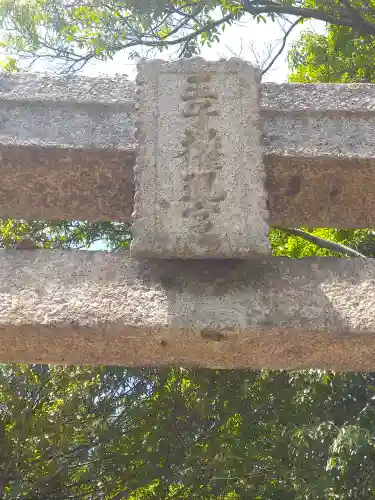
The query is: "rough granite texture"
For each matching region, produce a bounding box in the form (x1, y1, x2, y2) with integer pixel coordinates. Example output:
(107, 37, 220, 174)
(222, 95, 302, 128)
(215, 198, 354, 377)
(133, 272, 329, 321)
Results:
(262, 82, 375, 112)
(0, 145, 135, 221)
(0, 72, 137, 105)
(260, 82, 375, 228)
(0, 250, 375, 371)
(262, 82, 375, 161)
(0, 72, 137, 221)
(131, 58, 270, 258)
(265, 156, 375, 228)
(0, 71, 375, 225)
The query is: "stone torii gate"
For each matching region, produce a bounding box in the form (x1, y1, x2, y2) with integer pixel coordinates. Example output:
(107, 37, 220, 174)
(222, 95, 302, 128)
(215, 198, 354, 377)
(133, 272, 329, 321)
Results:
(0, 58, 374, 371)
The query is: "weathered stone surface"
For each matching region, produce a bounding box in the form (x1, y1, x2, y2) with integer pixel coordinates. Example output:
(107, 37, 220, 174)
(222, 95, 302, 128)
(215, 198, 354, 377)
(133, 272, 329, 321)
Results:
(1, 72, 375, 227)
(3, 148, 373, 227)
(0, 145, 135, 221)
(132, 58, 270, 258)
(0, 72, 136, 149)
(262, 83, 375, 158)
(265, 156, 375, 228)
(1, 249, 375, 371)
(262, 82, 375, 113)
(0, 72, 137, 221)
(0, 72, 135, 103)
(261, 82, 375, 228)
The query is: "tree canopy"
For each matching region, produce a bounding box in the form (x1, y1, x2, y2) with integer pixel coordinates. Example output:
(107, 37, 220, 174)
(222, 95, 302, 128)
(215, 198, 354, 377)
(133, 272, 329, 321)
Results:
(0, 0, 375, 72)
(288, 23, 375, 83)
(4, 364, 375, 499)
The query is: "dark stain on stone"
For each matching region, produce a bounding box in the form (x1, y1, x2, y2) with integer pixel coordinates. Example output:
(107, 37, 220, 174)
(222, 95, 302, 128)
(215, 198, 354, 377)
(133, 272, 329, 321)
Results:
(201, 330, 226, 342)
(330, 184, 341, 198)
(159, 199, 170, 210)
(286, 175, 301, 197)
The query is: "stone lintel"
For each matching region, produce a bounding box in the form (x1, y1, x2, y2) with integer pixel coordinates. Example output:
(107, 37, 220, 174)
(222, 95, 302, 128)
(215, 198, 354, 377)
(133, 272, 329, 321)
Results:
(262, 82, 375, 114)
(0, 72, 137, 149)
(0, 73, 374, 227)
(262, 83, 375, 158)
(1, 249, 375, 371)
(261, 83, 375, 228)
(0, 72, 137, 221)
(131, 58, 270, 258)
(0, 71, 137, 105)
(0, 145, 135, 221)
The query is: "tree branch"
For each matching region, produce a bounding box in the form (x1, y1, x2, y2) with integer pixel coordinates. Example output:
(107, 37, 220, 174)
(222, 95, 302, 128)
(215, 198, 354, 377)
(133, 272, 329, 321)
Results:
(277, 227, 368, 258)
(4, 0, 375, 74)
(340, 0, 375, 36)
(117, 12, 235, 49)
(242, 1, 375, 34)
(261, 17, 303, 76)
(117, 1, 375, 55)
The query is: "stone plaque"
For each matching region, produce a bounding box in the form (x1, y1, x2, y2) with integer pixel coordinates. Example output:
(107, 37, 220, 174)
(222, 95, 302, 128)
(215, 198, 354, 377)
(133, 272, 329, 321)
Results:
(131, 58, 269, 258)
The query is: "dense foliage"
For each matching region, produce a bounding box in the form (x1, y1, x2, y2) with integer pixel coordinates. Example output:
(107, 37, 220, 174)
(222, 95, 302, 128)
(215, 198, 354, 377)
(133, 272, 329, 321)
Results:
(3, 365, 375, 498)
(289, 24, 375, 83)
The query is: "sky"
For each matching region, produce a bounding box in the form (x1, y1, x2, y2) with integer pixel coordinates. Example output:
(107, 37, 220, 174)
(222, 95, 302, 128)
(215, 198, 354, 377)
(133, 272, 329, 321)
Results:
(68, 14, 326, 83)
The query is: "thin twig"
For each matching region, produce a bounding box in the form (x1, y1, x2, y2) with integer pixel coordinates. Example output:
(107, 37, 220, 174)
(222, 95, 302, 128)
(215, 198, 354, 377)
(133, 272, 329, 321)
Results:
(277, 227, 368, 258)
(261, 17, 303, 76)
